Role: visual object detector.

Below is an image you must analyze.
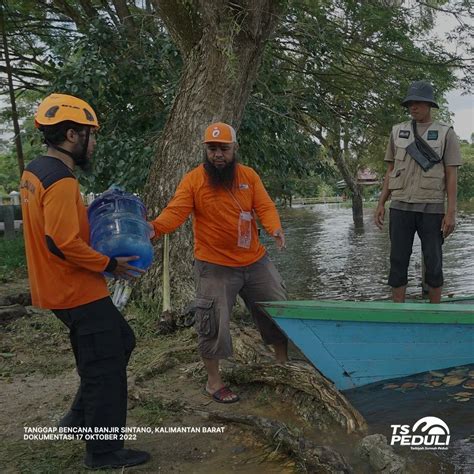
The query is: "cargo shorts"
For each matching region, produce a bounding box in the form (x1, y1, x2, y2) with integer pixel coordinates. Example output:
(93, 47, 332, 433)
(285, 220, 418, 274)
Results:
(192, 254, 288, 359)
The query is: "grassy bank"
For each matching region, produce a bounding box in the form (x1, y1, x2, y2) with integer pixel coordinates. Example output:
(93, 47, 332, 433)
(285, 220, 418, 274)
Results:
(0, 234, 27, 282)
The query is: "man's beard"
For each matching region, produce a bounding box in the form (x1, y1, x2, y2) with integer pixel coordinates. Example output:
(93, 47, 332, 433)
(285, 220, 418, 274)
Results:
(72, 141, 93, 172)
(76, 157, 92, 173)
(203, 152, 237, 189)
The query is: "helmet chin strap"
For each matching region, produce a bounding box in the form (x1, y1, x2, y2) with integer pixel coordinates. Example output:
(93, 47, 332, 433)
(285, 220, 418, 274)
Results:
(45, 128, 90, 168)
(74, 128, 90, 168)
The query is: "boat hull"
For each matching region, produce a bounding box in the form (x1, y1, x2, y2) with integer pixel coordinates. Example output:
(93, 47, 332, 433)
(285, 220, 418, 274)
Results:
(259, 300, 474, 391)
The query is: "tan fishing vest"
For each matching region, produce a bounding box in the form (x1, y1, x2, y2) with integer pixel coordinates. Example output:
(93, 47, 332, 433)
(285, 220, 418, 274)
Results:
(388, 121, 451, 203)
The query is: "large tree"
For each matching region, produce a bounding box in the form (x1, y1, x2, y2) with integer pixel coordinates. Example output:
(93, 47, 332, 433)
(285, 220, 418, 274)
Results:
(138, 1, 286, 307)
(262, 0, 463, 225)
(1, 0, 470, 300)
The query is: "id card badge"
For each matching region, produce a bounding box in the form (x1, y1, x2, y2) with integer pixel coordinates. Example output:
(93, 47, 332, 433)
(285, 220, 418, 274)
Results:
(237, 211, 252, 249)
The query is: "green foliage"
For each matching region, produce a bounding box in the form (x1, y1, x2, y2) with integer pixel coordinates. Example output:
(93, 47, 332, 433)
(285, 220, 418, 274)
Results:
(0, 114, 43, 194)
(0, 234, 27, 282)
(458, 142, 474, 200)
(239, 44, 334, 200)
(1, 2, 182, 193)
(256, 0, 460, 197)
(0, 0, 469, 199)
(47, 19, 181, 192)
(0, 151, 20, 195)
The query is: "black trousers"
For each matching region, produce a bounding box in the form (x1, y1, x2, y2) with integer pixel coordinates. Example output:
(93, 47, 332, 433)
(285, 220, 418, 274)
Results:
(388, 208, 444, 288)
(53, 297, 135, 454)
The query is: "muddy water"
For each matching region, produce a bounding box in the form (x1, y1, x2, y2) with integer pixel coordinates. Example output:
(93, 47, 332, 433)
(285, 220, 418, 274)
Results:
(265, 203, 474, 300)
(263, 203, 474, 471)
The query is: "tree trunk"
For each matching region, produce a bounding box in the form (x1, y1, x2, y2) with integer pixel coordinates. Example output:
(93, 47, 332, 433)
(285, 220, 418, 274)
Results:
(0, 8, 25, 176)
(351, 189, 364, 228)
(314, 126, 364, 227)
(137, 1, 284, 309)
(329, 143, 364, 227)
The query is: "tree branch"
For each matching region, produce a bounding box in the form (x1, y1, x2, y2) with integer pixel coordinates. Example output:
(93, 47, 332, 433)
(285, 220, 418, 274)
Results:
(51, 0, 87, 30)
(151, 0, 202, 54)
(0, 65, 46, 80)
(77, 0, 99, 20)
(99, 0, 121, 28)
(111, 0, 137, 39)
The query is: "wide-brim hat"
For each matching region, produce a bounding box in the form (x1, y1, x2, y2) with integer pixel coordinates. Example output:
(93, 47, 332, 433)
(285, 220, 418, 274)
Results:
(401, 81, 439, 108)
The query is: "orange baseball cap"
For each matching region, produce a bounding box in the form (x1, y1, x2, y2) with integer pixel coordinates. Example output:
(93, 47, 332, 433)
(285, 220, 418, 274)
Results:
(203, 122, 237, 143)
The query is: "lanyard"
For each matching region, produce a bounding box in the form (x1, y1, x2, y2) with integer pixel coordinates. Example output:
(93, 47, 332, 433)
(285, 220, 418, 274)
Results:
(225, 187, 246, 213)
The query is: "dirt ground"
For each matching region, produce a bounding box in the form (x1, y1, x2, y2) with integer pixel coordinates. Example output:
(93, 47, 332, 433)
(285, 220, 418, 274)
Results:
(0, 280, 452, 473)
(0, 279, 299, 473)
(0, 365, 294, 473)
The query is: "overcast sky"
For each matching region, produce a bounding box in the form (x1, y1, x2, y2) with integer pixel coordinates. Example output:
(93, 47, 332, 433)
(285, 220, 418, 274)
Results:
(431, 9, 473, 141)
(445, 91, 473, 141)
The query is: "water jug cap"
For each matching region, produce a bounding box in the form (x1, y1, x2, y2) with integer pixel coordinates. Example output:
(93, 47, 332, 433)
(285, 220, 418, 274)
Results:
(108, 184, 124, 192)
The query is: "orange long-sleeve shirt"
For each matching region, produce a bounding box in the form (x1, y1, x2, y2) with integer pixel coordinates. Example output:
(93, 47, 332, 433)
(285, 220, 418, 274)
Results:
(151, 164, 282, 267)
(20, 156, 110, 309)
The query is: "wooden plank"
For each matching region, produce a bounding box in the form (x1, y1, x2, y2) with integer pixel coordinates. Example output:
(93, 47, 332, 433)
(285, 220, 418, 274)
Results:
(339, 357, 473, 379)
(324, 342, 473, 361)
(260, 300, 474, 324)
(274, 318, 346, 387)
(299, 320, 469, 344)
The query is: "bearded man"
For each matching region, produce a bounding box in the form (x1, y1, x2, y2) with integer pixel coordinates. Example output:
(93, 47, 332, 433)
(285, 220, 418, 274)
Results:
(20, 94, 149, 469)
(150, 122, 288, 403)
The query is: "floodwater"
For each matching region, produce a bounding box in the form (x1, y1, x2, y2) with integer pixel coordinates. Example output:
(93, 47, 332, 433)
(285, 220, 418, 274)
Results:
(263, 203, 474, 472)
(265, 203, 474, 300)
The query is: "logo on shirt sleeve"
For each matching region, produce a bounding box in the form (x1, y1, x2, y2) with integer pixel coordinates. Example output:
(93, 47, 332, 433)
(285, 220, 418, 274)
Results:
(239, 183, 249, 190)
(399, 130, 410, 139)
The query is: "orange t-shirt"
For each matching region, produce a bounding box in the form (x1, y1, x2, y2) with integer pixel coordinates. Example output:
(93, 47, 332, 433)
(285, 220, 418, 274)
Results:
(151, 164, 282, 267)
(20, 156, 110, 309)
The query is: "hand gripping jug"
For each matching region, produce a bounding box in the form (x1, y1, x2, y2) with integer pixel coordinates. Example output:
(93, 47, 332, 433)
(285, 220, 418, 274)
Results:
(87, 187, 153, 274)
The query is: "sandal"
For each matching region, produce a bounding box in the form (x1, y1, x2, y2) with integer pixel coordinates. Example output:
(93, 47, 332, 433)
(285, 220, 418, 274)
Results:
(203, 386, 240, 404)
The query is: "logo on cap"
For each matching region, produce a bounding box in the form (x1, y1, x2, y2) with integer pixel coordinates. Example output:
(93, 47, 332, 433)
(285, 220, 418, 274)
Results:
(212, 128, 220, 138)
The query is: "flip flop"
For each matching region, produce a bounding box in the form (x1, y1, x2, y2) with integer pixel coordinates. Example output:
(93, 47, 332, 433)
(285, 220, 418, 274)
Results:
(203, 386, 240, 404)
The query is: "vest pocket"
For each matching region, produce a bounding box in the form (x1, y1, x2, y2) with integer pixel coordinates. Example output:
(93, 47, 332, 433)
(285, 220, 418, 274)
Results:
(388, 164, 407, 190)
(420, 164, 445, 191)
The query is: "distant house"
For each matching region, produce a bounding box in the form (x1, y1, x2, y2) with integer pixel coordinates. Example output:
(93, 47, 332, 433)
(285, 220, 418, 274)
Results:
(357, 168, 379, 185)
(336, 168, 379, 189)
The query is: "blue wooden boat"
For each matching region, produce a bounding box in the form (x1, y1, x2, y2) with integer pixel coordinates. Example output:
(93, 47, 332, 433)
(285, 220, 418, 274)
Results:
(259, 298, 474, 391)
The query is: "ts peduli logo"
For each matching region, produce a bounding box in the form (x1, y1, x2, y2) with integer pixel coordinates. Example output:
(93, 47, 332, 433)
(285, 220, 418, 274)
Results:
(390, 416, 450, 451)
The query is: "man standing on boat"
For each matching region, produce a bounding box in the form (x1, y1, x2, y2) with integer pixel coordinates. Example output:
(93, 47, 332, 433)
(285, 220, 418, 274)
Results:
(374, 81, 462, 303)
(149, 122, 288, 403)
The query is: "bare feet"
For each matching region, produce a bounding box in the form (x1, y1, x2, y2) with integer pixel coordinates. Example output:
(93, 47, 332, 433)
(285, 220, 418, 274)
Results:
(428, 286, 442, 304)
(392, 286, 406, 303)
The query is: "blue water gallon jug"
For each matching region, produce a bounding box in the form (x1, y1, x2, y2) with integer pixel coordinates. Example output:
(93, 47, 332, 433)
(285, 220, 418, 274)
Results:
(87, 188, 153, 274)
